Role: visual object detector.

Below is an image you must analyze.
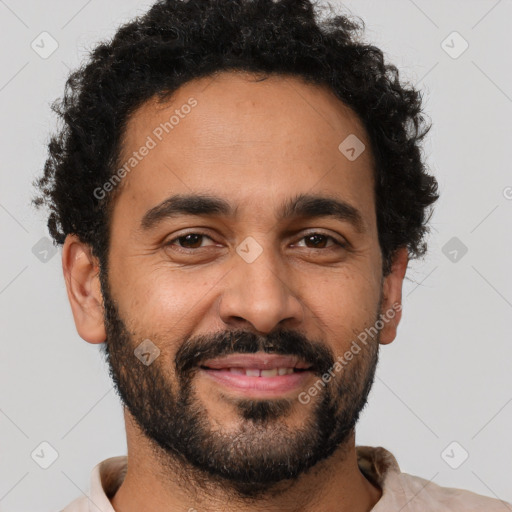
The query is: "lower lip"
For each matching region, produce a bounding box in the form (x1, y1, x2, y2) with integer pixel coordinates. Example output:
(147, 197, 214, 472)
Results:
(200, 368, 313, 397)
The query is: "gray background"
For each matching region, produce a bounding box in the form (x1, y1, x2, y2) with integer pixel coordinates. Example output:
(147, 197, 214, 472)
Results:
(0, 0, 511, 510)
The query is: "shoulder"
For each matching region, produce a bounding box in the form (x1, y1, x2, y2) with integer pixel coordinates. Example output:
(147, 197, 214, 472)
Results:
(60, 495, 89, 512)
(398, 471, 511, 511)
(59, 455, 126, 512)
(356, 446, 511, 511)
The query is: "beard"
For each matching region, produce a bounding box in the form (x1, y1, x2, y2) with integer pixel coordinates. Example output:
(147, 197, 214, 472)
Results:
(98, 268, 381, 499)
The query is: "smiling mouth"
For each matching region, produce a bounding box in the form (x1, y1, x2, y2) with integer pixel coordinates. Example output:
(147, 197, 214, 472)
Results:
(199, 366, 310, 377)
(197, 353, 315, 395)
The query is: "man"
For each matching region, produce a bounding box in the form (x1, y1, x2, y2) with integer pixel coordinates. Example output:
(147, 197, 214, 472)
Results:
(32, 0, 510, 510)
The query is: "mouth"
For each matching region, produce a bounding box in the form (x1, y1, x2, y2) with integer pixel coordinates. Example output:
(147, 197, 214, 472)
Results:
(198, 353, 315, 397)
(200, 367, 310, 377)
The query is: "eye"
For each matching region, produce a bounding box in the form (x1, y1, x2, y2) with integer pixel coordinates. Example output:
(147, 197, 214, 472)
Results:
(163, 231, 347, 253)
(294, 232, 346, 250)
(165, 232, 216, 250)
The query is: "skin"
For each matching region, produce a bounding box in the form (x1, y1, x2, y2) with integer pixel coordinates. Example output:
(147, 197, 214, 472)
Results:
(62, 70, 409, 512)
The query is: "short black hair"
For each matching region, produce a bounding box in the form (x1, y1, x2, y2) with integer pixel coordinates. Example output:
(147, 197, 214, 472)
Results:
(32, 0, 438, 276)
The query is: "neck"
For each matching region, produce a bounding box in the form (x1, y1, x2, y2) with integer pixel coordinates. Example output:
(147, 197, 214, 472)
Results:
(111, 411, 382, 512)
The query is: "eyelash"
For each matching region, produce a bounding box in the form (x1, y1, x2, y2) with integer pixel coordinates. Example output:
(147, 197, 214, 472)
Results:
(164, 231, 347, 252)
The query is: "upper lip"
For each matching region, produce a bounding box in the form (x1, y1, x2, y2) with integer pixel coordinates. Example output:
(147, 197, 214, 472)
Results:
(201, 353, 313, 371)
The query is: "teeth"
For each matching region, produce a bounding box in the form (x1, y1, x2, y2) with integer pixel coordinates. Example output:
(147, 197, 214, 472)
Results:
(227, 368, 295, 377)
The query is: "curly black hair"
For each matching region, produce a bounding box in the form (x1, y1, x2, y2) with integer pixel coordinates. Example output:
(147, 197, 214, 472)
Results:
(32, 0, 438, 276)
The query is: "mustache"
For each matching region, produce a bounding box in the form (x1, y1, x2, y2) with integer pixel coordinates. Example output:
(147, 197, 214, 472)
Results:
(175, 328, 335, 377)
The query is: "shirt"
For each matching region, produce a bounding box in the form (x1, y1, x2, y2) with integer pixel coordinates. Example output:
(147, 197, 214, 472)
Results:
(61, 445, 511, 511)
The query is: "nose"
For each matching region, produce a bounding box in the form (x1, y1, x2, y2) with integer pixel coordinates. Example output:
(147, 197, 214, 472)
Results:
(218, 248, 304, 334)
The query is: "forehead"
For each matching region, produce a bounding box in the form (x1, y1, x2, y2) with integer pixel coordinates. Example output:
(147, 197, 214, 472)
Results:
(112, 70, 375, 229)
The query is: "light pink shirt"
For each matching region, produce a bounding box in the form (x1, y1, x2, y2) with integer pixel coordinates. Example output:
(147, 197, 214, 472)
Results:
(61, 446, 511, 511)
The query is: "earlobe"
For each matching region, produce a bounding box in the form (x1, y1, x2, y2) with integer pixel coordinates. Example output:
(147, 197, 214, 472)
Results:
(62, 234, 106, 344)
(379, 247, 409, 345)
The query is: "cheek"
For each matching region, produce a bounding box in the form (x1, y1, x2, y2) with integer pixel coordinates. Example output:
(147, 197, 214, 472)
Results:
(303, 264, 381, 345)
(117, 263, 226, 339)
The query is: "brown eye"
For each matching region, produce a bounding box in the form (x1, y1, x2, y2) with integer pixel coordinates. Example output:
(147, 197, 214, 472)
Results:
(177, 233, 204, 248)
(295, 233, 345, 249)
(165, 232, 215, 250)
(304, 234, 329, 248)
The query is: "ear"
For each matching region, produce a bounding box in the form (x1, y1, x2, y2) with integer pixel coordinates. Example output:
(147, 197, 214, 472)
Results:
(379, 247, 409, 345)
(62, 234, 106, 344)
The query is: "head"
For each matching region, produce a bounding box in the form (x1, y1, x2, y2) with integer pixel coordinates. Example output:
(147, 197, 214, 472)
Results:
(33, 0, 438, 499)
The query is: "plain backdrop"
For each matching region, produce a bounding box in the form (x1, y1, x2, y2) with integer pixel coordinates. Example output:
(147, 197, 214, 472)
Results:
(0, 0, 511, 510)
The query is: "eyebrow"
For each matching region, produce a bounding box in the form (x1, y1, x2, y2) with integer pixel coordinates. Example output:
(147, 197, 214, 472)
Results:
(139, 192, 366, 233)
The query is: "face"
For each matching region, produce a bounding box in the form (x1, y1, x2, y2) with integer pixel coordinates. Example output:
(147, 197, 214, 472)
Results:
(71, 71, 406, 497)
